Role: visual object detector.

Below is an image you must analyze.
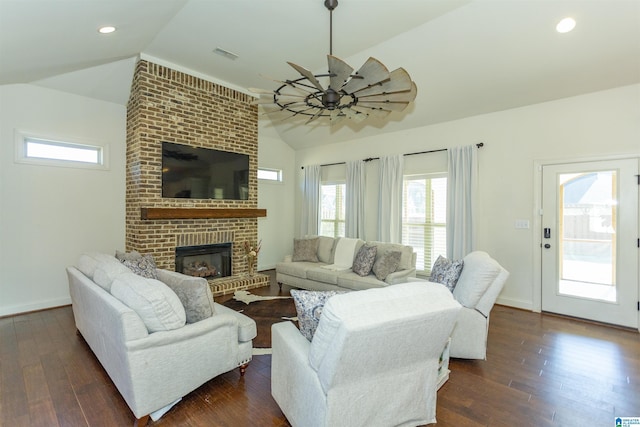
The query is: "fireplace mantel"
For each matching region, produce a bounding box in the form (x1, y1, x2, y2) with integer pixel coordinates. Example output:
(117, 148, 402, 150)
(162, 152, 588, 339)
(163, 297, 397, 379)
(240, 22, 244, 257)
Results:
(141, 207, 267, 220)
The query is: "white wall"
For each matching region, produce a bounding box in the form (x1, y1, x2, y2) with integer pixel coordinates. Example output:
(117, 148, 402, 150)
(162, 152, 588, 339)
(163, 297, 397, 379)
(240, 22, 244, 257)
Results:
(294, 84, 640, 310)
(0, 84, 126, 316)
(257, 120, 296, 271)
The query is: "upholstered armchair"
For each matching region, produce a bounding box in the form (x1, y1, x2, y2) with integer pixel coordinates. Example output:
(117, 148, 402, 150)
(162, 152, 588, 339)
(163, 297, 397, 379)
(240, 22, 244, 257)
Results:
(271, 283, 461, 427)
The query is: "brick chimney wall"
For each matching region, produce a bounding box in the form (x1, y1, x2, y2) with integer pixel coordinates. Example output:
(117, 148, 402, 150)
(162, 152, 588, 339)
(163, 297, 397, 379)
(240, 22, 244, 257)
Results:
(125, 59, 261, 285)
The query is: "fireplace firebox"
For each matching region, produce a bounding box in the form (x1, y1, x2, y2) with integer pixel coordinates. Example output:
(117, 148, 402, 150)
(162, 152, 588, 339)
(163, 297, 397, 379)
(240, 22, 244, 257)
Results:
(175, 243, 231, 279)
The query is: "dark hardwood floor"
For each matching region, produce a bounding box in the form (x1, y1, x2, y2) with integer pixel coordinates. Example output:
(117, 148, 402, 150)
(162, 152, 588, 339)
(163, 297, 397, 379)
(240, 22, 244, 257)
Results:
(1, 270, 639, 426)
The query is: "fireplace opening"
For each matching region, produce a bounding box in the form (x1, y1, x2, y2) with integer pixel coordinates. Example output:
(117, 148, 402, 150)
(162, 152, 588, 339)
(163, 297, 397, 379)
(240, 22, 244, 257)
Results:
(175, 243, 231, 279)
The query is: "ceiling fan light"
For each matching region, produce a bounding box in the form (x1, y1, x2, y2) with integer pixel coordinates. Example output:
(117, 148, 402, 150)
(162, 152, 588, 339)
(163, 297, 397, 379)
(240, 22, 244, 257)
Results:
(98, 26, 116, 34)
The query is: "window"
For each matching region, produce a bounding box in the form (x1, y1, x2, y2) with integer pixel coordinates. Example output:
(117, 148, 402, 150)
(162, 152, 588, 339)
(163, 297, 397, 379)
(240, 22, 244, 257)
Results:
(320, 182, 345, 238)
(16, 133, 107, 169)
(402, 174, 447, 275)
(258, 167, 282, 182)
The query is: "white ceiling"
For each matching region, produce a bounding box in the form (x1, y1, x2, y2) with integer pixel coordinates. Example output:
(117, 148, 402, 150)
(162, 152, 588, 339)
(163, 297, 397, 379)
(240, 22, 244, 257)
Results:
(1, 0, 639, 149)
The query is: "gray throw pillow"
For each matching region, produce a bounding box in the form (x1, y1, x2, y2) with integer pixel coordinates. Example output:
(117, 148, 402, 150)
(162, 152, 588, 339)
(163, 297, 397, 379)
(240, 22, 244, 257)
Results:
(292, 237, 319, 262)
(159, 270, 216, 324)
(372, 250, 402, 281)
(122, 253, 158, 279)
(429, 255, 464, 292)
(352, 245, 377, 276)
(291, 290, 344, 341)
(115, 250, 142, 262)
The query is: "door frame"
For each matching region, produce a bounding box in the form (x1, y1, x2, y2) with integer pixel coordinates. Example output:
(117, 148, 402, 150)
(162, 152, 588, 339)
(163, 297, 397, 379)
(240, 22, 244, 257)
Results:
(532, 153, 639, 331)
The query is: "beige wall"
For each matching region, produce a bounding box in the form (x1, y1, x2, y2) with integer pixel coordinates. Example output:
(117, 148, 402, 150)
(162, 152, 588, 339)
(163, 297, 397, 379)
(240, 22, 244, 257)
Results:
(0, 84, 126, 316)
(294, 84, 640, 310)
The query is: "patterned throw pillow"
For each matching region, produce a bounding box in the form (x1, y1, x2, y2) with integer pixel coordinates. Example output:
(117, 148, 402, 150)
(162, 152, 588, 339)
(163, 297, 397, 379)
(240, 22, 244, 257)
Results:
(352, 245, 377, 276)
(429, 255, 464, 292)
(292, 237, 319, 262)
(372, 250, 402, 281)
(122, 253, 158, 279)
(291, 290, 344, 341)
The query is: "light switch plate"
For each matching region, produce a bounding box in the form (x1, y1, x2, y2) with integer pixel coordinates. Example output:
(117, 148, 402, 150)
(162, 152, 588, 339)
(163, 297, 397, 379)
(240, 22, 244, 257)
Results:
(515, 219, 530, 229)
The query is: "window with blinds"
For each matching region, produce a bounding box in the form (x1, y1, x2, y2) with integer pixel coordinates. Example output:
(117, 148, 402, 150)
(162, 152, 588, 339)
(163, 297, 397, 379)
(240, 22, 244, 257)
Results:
(402, 174, 447, 275)
(320, 182, 346, 238)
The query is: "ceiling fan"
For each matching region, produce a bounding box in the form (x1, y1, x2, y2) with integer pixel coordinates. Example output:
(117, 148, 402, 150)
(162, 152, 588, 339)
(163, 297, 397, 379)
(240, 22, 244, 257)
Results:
(251, 0, 417, 124)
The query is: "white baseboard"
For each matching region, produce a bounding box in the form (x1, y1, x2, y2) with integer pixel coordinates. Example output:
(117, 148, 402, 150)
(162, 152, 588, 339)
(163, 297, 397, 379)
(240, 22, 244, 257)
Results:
(0, 296, 72, 317)
(495, 296, 533, 311)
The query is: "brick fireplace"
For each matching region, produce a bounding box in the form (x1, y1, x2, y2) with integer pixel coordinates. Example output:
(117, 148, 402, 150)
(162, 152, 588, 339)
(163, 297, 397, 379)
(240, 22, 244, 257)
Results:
(125, 59, 268, 296)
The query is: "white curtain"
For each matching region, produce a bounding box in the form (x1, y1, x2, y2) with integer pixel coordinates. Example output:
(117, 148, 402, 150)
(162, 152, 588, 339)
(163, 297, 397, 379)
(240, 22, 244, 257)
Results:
(300, 164, 321, 237)
(345, 160, 365, 238)
(446, 145, 478, 259)
(377, 155, 404, 243)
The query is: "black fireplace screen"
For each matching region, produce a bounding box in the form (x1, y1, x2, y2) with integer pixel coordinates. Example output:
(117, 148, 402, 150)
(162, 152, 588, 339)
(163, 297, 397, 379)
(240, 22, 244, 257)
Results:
(175, 243, 231, 279)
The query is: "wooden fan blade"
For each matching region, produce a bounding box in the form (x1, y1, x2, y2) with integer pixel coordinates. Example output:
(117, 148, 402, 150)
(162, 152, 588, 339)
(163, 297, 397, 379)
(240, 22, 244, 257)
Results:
(287, 62, 325, 92)
(358, 82, 417, 103)
(351, 105, 391, 119)
(327, 55, 354, 91)
(354, 68, 414, 97)
(343, 108, 368, 123)
(341, 57, 390, 94)
(249, 87, 275, 95)
(357, 101, 410, 112)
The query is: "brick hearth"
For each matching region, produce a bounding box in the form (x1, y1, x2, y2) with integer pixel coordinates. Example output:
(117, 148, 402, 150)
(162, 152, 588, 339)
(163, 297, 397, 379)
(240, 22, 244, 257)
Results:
(125, 59, 268, 296)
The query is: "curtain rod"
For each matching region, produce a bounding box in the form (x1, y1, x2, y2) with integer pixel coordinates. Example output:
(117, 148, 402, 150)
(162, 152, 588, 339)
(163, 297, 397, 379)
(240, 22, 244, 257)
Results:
(301, 142, 484, 169)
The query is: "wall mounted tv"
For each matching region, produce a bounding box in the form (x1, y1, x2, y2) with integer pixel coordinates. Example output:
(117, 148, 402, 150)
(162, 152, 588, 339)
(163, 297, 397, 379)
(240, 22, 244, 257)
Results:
(161, 142, 249, 200)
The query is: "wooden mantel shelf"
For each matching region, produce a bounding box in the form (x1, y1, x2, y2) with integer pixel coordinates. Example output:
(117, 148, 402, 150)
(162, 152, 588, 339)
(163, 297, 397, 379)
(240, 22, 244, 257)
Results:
(141, 207, 267, 220)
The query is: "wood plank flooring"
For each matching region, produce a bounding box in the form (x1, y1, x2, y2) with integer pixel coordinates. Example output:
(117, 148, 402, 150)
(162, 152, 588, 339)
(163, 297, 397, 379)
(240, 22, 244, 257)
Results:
(1, 270, 638, 426)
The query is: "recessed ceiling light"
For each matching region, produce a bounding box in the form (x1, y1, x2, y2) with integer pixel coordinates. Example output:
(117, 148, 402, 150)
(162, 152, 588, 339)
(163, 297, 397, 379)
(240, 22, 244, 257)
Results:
(556, 17, 576, 33)
(98, 26, 116, 34)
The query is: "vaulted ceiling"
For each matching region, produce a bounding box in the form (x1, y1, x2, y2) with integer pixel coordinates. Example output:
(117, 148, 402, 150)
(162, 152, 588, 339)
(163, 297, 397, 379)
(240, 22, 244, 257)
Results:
(1, 0, 639, 149)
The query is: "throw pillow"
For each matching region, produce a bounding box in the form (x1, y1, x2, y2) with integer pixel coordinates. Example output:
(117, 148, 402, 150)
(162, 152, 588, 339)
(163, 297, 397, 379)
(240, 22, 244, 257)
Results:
(115, 250, 142, 262)
(292, 237, 319, 262)
(352, 245, 377, 276)
(372, 250, 402, 281)
(429, 255, 464, 292)
(111, 273, 186, 333)
(158, 270, 215, 324)
(122, 253, 158, 279)
(291, 290, 344, 341)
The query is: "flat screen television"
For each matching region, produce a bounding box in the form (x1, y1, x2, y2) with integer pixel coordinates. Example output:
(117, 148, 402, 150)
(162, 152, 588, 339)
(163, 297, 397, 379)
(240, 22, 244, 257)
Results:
(161, 142, 249, 200)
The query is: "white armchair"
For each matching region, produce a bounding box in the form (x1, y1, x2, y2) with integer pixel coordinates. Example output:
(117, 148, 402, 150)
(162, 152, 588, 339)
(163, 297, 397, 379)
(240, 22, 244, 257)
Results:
(271, 283, 461, 427)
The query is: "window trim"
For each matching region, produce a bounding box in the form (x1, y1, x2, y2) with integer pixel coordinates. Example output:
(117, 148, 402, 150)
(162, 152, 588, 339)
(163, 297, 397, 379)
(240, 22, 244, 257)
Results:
(14, 130, 109, 170)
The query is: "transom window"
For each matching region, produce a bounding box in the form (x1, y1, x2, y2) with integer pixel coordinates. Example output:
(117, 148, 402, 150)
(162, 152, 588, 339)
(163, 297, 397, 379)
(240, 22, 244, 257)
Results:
(16, 133, 107, 169)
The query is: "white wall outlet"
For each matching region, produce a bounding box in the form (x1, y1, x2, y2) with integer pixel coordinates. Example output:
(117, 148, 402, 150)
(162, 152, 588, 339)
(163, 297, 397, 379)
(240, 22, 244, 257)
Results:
(515, 219, 530, 229)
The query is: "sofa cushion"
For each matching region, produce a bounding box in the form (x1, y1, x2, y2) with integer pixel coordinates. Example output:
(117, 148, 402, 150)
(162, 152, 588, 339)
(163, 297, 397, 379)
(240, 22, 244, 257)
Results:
(292, 237, 319, 262)
(77, 253, 121, 280)
(93, 262, 132, 292)
(111, 273, 186, 333)
(453, 251, 502, 308)
(372, 250, 402, 281)
(157, 270, 215, 324)
(307, 267, 341, 285)
(336, 271, 386, 291)
(291, 290, 343, 341)
(317, 236, 336, 264)
(352, 245, 377, 276)
(277, 261, 320, 279)
(429, 255, 464, 292)
(368, 241, 414, 271)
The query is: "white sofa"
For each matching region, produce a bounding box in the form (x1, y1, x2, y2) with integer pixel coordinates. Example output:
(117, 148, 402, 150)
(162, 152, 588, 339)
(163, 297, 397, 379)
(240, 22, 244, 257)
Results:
(276, 236, 417, 291)
(271, 282, 461, 427)
(66, 253, 256, 426)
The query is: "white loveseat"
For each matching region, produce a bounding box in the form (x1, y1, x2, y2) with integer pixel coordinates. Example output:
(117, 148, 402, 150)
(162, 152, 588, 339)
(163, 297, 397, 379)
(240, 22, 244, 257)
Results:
(66, 253, 256, 426)
(276, 236, 417, 291)
(272, 282, 461, 427)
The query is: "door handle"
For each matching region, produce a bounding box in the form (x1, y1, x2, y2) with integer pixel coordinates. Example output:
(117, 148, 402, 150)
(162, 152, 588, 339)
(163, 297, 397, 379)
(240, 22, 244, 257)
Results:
(544, 244, 551, 249)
